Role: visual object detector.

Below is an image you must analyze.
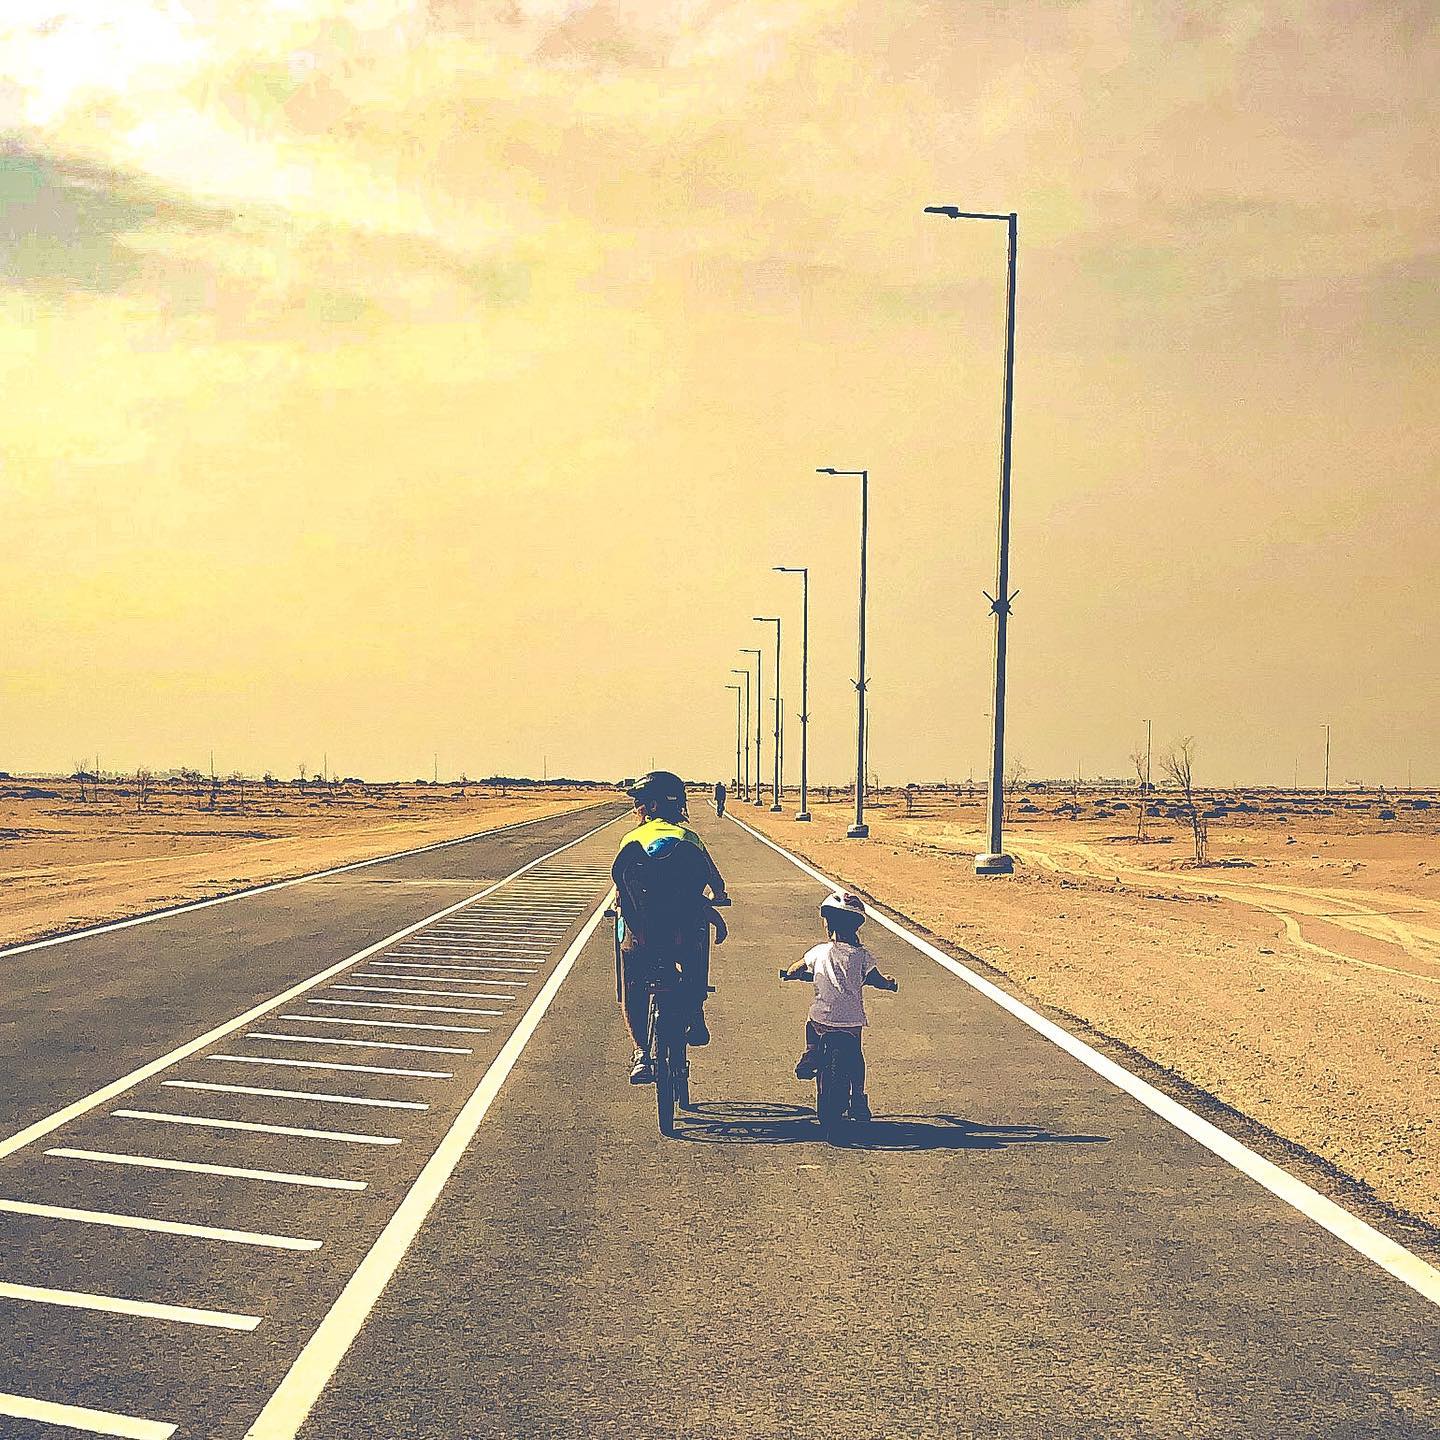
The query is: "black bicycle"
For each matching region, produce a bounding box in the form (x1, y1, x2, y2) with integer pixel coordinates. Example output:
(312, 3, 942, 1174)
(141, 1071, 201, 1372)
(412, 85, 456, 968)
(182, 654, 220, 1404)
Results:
(781, 969, 897, 1140)
(612, 899, 728, 1137)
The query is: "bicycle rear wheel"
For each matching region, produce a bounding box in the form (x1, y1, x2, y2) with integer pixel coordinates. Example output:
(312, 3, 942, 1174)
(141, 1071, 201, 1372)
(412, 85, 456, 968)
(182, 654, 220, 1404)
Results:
(815, 1047, 845, 1139)
(650, 1000, 677, 1136)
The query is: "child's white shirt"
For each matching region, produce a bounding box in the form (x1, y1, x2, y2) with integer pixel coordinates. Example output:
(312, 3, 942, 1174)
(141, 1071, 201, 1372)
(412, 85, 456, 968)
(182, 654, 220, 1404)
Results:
(804, 940, 878, 1028)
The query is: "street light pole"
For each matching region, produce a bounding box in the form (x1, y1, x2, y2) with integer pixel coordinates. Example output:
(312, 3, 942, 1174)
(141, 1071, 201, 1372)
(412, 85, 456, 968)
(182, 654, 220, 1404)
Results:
(774, 566, 811, 820)
(817, 467, 869, 838)
(754, 616, 783, 810)
(726, 684, 743, 795)
(742, 648, 763, 804)
(729, 667, 751, 800)
(925, 204, 1019, 875)
(1324, 723, 1331, 795)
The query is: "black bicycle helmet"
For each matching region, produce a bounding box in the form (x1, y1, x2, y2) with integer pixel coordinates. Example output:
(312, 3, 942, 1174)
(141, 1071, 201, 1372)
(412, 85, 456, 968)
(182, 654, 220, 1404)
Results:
(625, 770, 687, 806)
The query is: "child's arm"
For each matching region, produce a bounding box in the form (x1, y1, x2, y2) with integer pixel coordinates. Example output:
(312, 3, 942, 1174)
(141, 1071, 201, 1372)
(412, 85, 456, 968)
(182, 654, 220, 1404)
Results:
(779, 959, 814, 981)
(863, 965, 899, 992)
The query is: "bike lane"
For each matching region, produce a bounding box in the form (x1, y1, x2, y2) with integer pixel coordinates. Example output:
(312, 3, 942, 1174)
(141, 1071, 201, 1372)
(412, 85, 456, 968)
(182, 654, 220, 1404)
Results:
(290, 809, 1438, 1440)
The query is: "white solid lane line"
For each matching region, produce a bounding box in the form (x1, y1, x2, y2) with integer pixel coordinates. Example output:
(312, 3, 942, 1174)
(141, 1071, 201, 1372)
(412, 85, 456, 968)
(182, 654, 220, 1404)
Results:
(246, 1032, 471, 1055)
(0, 815, 620, 1163)
(209, 1055, 453, 1079)
(45, 1148, 365, 1191)
(306, 1000, 504, 1017)
(112, 1110, 400, 1146)
(332, 985, 519, 1000)
(161, 1080, 428, 1111)
(241, 890, 615, 1440)
(0, 1199, 321, 1252)
(280, 1015, 490, 1036)
(728, 812, 1440, 1311)
(0, 1280, 260, 1331)
(0, 1390, 176, 1440)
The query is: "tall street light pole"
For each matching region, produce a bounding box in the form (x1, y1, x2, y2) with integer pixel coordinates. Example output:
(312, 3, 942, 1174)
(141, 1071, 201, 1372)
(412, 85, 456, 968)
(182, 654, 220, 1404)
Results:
(1324, 723, 1331, 795)
(729, 668, 751, 801)
(774, 565, 811, 820)
(725, 684, 743, 795)
(754, 616, 783, 810)
(925, 204, 1019, 876)
(817, 467, 869, 838)
(741, 648, 763, 805)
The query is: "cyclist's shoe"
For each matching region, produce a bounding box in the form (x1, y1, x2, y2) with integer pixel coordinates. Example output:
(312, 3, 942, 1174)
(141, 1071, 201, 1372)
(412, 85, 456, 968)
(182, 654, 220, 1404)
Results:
(847, 1092, 872, 1122)
(687, 1013, 711, 1047)
(795, 1052, 818, 1080)
(629, 1049, 655, 1085)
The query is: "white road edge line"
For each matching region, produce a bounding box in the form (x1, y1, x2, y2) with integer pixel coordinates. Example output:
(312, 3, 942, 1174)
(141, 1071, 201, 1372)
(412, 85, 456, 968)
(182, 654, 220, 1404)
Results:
(0, 1280, 259, 1331)
(0, 803, 613, 960)
(0, 1390, 176, 1439)
(240, 889, 615, 1440)
(726, 812, 1440, 1310)
(0, 1198, 321, 1251)
(45, 1148, 364, 1191)
(0, 815, 619, 1162)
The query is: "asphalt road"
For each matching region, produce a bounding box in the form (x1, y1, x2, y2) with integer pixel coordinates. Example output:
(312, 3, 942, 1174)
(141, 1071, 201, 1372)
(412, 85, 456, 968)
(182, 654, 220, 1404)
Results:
(2, 804, 1436, 1439)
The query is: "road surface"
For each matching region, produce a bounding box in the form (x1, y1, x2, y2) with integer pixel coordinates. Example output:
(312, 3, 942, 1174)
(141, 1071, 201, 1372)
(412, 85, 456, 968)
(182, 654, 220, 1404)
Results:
(0, 802, 1435, 1439)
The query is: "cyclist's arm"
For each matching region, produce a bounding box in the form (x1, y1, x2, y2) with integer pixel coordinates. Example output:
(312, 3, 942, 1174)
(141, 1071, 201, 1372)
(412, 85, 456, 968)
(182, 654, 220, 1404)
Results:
(781, 959, 814, 980)
(862, 967, 898, 991)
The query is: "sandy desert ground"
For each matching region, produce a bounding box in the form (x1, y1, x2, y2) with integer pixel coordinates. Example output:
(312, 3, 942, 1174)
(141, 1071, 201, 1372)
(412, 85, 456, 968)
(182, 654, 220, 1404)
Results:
(0, 777, 610, 951)
(743, 785, 1439, 1226)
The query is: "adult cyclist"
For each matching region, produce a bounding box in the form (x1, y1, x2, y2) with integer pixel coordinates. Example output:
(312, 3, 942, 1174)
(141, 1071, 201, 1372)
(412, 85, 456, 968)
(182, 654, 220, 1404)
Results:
(612, 770, 729, 1084)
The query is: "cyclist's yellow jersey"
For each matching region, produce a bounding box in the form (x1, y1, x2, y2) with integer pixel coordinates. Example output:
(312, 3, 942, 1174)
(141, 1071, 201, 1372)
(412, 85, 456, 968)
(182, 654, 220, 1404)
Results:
(617, 818, 708, 857)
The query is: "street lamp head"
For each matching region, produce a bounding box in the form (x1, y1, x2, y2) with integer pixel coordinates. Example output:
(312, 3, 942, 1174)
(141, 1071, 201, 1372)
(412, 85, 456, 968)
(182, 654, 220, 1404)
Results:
(817, 466, 867, 478)
(754, 615, 780, 623)
(923, 205, 1013, 222)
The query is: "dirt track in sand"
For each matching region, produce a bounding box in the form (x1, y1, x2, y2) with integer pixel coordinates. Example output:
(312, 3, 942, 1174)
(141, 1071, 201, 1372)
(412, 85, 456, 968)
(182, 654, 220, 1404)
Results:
(0, 780, 609, 950)
(741, 789, 1439, 1225)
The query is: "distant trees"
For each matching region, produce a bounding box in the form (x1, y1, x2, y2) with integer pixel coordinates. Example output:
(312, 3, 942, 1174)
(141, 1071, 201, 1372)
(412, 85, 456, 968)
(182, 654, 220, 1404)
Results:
(1162, 736, 1208, 864)
(1129, 749, 1148, 841)
(134, 768, 153, 812)
(1003, 757, 1028, 823)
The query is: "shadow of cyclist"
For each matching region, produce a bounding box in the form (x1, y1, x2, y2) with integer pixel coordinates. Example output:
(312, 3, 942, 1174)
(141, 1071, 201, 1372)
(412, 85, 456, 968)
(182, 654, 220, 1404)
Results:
(677, 1100, 1108, 1151)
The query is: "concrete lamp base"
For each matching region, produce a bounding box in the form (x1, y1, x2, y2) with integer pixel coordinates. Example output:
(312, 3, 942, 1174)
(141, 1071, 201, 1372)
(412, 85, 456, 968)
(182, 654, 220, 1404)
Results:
(794, 811, 812, 822)
(974, 852, 1014, 876)
(769, 804, 782, 812)
(846, 824, 870, 839)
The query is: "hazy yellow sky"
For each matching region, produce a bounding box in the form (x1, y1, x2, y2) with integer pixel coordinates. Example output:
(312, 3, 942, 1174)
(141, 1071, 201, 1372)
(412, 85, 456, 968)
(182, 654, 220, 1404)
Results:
(2, 1, 1436, 786)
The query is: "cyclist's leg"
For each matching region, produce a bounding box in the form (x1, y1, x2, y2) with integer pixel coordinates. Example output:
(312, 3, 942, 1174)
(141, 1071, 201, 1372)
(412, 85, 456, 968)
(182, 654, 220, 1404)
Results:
(679, 926, 711, 1042)
(620, 943, 657, 1080)
(795, 1020, 821, 1079)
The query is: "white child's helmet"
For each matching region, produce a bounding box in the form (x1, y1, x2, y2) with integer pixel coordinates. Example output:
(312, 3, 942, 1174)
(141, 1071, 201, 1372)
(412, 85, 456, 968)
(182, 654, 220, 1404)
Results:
(819, 890, 866, 922)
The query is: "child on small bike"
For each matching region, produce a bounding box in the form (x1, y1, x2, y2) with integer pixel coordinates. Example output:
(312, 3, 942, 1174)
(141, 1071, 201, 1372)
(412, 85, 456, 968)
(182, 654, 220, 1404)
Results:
(780, 890, 897, 1121)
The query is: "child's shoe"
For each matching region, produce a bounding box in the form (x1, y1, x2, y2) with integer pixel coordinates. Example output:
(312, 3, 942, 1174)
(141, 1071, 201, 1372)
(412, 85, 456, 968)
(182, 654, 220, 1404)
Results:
(847, 1092, 872, 1121)
(794, 1052, 818, 1080)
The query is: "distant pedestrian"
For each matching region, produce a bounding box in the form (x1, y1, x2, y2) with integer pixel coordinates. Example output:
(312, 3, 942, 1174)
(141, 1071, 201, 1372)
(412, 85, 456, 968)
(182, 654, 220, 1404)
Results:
(714, 780, 727, 818)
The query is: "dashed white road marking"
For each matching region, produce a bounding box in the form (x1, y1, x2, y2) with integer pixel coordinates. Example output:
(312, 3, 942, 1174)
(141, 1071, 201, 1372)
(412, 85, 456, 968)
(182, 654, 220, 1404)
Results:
(0, 1199, 321, 1252)
(161, 1080, 428, 1111)
(246, 1032, 471, 1055)
(209, 1055, 453, 1080)
(112, 1110, 401, 1146)
(45, 1148, 366, 1191)
(353, 970, 529, 985)
(0, 815, 618, 1163)
(306, 999, 504, 1017)
(280, 1015, 490, 1035)
(332, 985, 519, 1000)
(0, 1280, 260, 1331)
(369, 961, 537, 974)
(0, 1390, 176, 1439)
(241, 890, 615, 1440)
